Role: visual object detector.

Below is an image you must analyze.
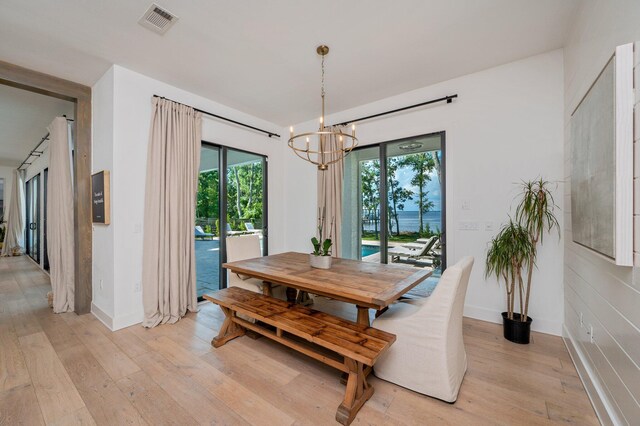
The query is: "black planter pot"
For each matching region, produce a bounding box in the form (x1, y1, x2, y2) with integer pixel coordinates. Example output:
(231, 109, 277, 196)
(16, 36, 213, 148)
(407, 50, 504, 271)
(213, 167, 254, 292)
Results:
(502, 312, 533, 344)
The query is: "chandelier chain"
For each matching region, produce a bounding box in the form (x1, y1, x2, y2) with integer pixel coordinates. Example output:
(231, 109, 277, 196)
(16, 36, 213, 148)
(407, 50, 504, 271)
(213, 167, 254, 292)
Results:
(321, 53, 325, 99)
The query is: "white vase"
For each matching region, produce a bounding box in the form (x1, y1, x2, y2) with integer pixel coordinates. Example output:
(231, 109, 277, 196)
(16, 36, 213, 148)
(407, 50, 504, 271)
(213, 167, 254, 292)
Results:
(309, 254, 332, 269)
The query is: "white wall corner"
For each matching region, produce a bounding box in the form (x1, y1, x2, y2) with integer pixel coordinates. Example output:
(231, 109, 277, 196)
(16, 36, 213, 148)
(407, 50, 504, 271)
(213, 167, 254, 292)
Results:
(91, 302, 114, 331)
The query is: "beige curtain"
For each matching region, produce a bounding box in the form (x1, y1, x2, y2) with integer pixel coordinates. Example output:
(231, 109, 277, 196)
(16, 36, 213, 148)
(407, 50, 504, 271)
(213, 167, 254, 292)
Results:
(142, 98, 202, 328)
(47, 117, 75, 312)
(317, 125, 345, 257)
(1, 169, 25, 256)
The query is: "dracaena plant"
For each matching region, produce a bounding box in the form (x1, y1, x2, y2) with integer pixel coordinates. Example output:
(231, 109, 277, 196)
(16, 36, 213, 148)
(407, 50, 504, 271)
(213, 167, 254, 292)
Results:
(514, 178, 560, 320)
(486, 179, 559, 322)
(312, 207, 333, 256)
(486, 220, 533, 321)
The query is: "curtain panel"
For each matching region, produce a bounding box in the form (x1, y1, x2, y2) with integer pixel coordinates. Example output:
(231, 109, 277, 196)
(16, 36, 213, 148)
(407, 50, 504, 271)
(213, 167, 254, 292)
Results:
(317, 125, 345, 257)
(1, 169, 25, 257)
(47, 117, 75, 312)
(142, 98, 202, 327)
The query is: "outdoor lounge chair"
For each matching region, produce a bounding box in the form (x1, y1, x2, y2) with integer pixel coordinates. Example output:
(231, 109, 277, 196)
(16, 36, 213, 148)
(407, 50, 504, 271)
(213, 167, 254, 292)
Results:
(244, 222, 263, 236)
(195, 225, 215, 240)
(389, 236, 439, 264)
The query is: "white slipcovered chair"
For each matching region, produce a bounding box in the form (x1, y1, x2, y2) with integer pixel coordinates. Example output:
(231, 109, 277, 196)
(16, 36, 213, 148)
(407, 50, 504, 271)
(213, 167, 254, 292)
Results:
(372, 256, 474, 402)
(226, 235, 285, 298)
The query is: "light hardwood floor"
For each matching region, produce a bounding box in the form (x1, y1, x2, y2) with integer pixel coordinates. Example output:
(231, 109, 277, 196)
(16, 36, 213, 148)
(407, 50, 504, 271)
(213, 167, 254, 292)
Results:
(0, 256, 599, 425)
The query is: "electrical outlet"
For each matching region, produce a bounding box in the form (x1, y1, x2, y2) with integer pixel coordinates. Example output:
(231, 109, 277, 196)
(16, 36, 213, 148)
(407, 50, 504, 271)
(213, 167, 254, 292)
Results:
(135, 281, 142, 292)
(461, 200, 471, 210)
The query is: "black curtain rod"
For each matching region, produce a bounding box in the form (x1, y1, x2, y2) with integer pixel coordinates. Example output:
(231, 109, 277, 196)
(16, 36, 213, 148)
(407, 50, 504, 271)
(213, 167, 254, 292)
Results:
(333, 94, 458, 127)
(18, 117, 74, 170)
(153, 95, 280, 139)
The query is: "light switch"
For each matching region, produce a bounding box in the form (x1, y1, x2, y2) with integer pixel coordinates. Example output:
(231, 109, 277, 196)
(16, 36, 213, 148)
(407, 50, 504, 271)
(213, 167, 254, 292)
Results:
(461, 200, 471, 210)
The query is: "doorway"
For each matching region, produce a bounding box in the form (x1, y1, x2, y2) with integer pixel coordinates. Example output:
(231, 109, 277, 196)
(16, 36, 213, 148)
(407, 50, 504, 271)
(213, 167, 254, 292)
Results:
(342, 132, 446, 278)
(195, 142, 268, 298)
(0, 60, 92, 313)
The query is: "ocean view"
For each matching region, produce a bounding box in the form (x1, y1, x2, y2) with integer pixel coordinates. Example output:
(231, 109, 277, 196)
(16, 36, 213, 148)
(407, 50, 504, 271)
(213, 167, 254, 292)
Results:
(363, 210, 441, 233)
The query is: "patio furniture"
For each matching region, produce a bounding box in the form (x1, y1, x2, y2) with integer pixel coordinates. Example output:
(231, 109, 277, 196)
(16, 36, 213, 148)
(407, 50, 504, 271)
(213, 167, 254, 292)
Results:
(226, 223, 247, 236)
(389, 236, 439, 263)
(372, 256, 474, 402)
(222, 251, 432, 327)
(194, 225, 214, 240)
(204, 286, 396, 425)
(244, 222, 263, 236)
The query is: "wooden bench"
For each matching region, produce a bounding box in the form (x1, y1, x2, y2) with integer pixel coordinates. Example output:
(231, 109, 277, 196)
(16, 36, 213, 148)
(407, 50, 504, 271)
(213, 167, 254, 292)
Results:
(204, 287, 396, 426)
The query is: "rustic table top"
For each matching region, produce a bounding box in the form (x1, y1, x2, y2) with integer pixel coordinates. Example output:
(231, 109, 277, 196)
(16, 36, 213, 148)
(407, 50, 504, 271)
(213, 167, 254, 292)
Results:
(223, 251, 433, 309)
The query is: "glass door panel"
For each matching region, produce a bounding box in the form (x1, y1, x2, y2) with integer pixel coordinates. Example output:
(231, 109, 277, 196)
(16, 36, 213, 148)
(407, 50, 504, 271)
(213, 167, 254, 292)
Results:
(195, 144, 269, 297)
(342, 146, 381, 261)
(25, 175, 40, 263)
(385, 134, 444, 276)
(195, 146, 220, 298)
(226, 149, 267, 255)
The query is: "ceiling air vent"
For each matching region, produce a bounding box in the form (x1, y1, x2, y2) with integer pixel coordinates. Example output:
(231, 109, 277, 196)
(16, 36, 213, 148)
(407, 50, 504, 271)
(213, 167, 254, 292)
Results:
(138, 4, 178, 35)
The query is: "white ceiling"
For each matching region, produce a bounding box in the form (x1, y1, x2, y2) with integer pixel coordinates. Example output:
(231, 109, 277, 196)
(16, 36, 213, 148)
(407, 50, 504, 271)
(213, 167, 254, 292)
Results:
(0, 1, 579, 125)
(0, 84, 74, 167)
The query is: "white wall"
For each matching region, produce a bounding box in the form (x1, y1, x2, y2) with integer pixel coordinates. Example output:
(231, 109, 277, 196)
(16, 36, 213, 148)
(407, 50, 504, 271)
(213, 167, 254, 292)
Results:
(563, 1, 640, 424)
(283, 50, 565, 335)
(92, 66, 115, 320)
(92, 65, 284, 330)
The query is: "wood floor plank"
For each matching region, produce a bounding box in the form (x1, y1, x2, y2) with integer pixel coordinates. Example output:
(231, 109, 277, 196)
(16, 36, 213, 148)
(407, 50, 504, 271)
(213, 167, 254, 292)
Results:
(134, 350, 250, 425)
(147, 335, 296, 425)
(18, 332, 85, 424)
(116, 371, 199, 425)
(0, 312, 30, 392)
(0, 384, 45, 426)
(48, 407, 97, 426)
(57, 342, 147, 425)
(73, 320, 141, 381)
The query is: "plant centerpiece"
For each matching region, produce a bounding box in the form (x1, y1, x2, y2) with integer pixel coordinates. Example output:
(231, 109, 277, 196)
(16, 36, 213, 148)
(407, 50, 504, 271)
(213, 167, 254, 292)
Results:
(486, 179, 559, 344)
(310, 209, 333, 269)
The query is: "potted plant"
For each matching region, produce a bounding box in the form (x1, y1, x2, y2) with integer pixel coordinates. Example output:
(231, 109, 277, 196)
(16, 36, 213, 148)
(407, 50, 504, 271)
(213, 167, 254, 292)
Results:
(486, 179, 559, 344)
(310, 209, 333, 269)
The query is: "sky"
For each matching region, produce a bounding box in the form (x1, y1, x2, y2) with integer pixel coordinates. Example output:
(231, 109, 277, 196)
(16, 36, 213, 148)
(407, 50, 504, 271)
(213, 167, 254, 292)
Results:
(395, 163, 442, 212)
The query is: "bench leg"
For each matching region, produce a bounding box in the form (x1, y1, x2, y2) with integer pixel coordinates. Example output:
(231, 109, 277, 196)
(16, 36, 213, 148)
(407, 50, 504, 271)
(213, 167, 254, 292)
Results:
(336, 359, 374, 426)
(212, 307, 245, 348)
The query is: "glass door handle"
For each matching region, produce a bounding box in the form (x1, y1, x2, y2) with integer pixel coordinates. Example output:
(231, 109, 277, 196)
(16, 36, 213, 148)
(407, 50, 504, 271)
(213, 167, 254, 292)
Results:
(29, 223, 37, 230)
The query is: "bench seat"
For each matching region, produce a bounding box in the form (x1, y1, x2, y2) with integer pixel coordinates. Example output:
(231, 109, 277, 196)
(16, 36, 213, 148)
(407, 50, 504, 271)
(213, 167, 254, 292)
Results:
(204, 287, 396, 425)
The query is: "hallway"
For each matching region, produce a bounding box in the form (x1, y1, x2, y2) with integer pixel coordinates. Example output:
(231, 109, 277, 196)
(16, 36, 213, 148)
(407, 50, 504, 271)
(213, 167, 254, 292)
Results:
(0, 255, 598, 425)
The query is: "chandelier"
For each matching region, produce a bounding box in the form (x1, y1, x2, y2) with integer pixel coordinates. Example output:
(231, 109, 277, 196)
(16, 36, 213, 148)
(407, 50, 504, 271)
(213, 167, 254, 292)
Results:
(288, 45, 358, 170)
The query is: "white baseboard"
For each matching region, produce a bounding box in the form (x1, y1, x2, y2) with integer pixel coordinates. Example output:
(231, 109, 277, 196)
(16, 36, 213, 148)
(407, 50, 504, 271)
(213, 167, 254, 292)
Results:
(463, 303, 563, 336)
(91, 302, 143, 331)
(112, 312, 143, 331)
(91, 302, 114, 330)
(563, 325, 619, 426)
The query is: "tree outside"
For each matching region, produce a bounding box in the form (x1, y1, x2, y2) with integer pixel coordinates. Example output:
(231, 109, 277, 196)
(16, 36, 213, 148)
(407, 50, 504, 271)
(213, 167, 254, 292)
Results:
(360, 150, 441, 243)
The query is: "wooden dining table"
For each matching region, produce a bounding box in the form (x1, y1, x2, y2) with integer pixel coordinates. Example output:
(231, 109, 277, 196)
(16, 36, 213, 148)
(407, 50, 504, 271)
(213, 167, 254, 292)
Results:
(223, 251, 433, 327)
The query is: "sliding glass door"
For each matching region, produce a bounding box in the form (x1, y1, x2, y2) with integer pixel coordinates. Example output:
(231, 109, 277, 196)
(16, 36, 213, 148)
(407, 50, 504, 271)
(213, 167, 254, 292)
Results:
(195, 143, 267, 298)
(25, 175, 40, 263)
(195, 146, 221, 297)
(342, 132, 445, 279)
